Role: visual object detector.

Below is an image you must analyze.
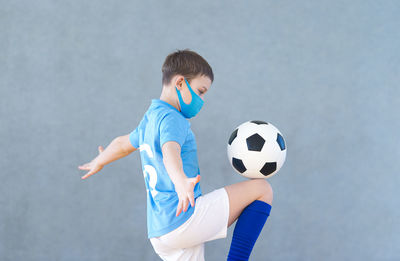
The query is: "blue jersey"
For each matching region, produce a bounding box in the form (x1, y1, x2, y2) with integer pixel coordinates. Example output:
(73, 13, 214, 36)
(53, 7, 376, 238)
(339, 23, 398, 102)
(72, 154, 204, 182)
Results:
(129, 99, 202, 238)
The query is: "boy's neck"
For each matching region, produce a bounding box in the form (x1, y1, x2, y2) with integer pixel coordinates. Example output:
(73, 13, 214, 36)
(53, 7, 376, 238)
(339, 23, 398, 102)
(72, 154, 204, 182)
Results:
(159, 91, 180, 112)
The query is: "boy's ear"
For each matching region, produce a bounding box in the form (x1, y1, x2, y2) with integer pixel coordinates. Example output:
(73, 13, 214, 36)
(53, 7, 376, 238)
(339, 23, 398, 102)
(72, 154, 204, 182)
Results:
(174, 75, 185, 90)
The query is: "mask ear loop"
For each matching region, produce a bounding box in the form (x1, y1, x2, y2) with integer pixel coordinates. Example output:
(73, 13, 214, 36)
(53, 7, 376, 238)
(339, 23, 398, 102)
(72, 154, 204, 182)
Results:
(185, 78, 202, 99)
(176, 78, 192, 105)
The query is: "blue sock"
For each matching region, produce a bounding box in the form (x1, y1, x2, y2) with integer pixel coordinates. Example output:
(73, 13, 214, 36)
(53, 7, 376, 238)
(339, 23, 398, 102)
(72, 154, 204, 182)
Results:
(227, 200, 272, 261)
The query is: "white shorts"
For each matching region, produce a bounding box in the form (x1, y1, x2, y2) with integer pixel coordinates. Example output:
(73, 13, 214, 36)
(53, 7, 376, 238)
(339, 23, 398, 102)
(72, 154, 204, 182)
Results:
(149, 187, 230, 261)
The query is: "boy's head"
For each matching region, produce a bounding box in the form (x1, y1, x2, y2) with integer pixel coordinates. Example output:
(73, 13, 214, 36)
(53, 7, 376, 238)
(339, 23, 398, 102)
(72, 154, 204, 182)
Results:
(160, 49, 213, 118)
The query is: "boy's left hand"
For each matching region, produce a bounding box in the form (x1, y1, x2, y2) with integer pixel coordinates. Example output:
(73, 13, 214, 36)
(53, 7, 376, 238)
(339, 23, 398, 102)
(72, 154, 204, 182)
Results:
(175, 175, 201, 217)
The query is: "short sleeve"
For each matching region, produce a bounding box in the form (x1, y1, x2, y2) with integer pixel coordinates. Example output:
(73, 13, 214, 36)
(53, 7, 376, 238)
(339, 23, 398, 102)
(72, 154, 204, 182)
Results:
(159, 112, 189, 148)
(129, 126, 140, 149)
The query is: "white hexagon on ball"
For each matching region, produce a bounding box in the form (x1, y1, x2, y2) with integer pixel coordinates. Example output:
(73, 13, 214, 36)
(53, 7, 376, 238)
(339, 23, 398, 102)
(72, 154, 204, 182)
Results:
(227, 120, 287, 179)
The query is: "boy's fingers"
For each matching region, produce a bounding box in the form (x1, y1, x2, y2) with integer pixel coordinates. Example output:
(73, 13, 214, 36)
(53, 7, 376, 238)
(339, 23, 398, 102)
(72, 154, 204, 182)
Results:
(176, 200, 182, 216)
(81, 171, 94, 179)
(189, 195, 195, 207)
(78, 163, 88, 168)
(190, 175, 201, 186)
(182, 198, 188, 212)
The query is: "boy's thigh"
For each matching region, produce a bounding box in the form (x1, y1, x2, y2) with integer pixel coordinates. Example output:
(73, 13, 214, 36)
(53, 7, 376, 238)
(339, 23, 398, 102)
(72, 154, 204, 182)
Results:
(224, 179, 273, 227)
(151, 187, 230, 250)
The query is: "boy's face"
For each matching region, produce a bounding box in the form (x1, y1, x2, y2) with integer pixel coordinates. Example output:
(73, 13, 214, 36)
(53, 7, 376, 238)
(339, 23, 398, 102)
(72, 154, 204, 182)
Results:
(174, 75, 212, 105)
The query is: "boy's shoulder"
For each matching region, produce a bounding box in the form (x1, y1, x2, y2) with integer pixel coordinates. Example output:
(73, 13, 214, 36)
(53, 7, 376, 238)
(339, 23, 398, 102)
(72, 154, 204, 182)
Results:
(148, 99, 189, 127)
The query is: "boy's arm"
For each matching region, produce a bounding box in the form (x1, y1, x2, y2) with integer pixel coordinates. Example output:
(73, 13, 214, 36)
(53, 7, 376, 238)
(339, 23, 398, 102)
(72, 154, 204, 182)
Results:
(161, 141, 187, 185)
(79, 134, 137, 179)
(119, 134, 138, 154)
(162, 141, 201, 216)
(96, 134, 137, 166)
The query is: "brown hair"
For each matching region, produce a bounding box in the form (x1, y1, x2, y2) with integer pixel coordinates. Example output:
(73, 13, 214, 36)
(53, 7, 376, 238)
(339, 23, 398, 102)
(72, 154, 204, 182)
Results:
(162, 49, 214, 86)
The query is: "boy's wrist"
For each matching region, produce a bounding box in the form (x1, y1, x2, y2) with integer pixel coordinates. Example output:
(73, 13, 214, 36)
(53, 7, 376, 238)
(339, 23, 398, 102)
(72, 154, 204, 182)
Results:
(94, 157, 105, 167)
(171, 172, 187, 187)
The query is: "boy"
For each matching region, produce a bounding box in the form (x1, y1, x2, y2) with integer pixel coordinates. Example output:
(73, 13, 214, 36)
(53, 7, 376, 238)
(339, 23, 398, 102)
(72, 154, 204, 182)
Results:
(78, 49, 273, 261)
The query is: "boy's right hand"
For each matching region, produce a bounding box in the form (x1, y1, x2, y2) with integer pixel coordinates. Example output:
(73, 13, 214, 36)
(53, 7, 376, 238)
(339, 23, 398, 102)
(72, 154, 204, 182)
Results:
(78, 146, 105, 180)
(174, 175, 201, 217)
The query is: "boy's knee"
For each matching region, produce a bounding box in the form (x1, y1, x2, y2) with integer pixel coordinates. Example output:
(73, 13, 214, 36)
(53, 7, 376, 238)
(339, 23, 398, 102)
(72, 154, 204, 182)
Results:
(254, 179, 273, 204)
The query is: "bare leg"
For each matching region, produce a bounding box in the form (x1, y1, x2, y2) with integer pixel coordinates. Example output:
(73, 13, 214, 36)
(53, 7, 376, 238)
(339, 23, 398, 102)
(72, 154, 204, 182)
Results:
(224, 179, 273, 228)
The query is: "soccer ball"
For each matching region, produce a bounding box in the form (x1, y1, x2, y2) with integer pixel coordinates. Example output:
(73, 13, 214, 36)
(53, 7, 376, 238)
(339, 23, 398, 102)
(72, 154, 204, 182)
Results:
(227, 120, 287, 179)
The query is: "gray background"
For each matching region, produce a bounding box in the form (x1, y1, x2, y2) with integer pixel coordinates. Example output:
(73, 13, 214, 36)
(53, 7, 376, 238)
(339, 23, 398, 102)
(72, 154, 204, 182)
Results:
(1, 0, 399, 260)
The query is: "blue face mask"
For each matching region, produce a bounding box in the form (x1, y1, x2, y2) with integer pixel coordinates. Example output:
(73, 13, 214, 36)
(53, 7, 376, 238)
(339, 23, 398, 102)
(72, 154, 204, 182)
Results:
(175, 78, 204, 119)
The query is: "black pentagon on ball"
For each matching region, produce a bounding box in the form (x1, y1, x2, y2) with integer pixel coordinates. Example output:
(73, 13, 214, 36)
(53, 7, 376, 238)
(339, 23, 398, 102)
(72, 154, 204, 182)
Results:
(260, 162, 277, 176)
(228, 128, 238, 145)
(250, 120, 268, 125)
(276, 133, 286, 150)
(232, 157, 247, 173)
(246, 133, 265, 151)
